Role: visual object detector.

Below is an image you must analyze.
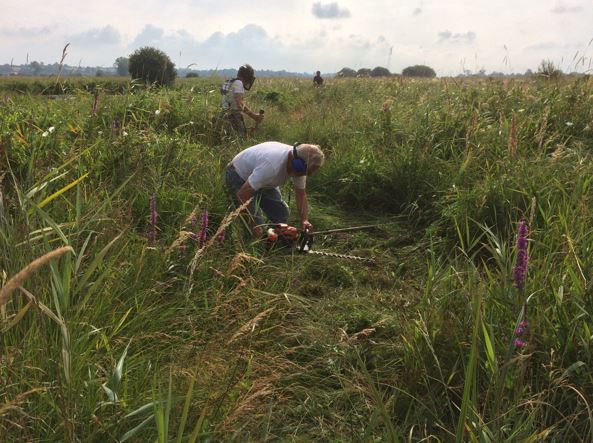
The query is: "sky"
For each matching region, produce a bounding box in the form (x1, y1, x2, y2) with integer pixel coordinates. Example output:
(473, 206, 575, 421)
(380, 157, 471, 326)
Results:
(1, 0, 592, 76)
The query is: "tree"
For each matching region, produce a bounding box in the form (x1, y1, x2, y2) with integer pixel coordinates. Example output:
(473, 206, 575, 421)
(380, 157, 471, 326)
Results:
(128, 47, 176, 86)
(186, 72, 199, 78)
(402, 65, 436, 78)
(336, 67, 356, 78)
(370, 66, 391, 77)
(29, 61, 41, 76)
(537, 60, 562, 79)
(114, 57, 129, 76)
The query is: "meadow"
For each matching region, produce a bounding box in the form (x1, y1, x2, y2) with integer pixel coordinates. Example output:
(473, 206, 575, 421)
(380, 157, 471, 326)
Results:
(1, 74, 593, 442)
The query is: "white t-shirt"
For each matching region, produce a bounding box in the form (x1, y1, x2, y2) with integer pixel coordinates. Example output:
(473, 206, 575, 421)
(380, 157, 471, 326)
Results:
(221, 79, 245, 111)
(232, 142, 307, 191)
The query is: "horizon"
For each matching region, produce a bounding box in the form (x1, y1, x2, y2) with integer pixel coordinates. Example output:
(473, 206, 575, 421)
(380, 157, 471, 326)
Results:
(1, 60, 577, 77)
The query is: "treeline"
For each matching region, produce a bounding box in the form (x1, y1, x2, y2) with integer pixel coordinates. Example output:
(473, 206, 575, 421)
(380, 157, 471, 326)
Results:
(1, 63, 314, 79)
(0, 77, 131, 94)
(336, 65, 437, 78)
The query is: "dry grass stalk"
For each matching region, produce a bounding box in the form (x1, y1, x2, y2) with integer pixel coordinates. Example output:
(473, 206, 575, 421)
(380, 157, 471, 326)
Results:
(537, 106, 550, 150)
(165, 204, 203, 255)
(228, 307, 275, 344)
(188, 197, 253, 278)
(0, 246, 74, 307)
(165, 230, 193, 256)
(227, 252, 264, 275)
(0, 172, 5, 223)
(529, 197, 537, 227)
(55, 43, 70, 84)
(0, 387, 47, 418)
(508, 113, 517, 156)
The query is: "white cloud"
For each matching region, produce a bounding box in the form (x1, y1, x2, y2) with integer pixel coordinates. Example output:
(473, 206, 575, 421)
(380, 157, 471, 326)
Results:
(132, 24, 164, 47)
(312, 2, 351, 19)
(0, 25, 58, 38)
(70, 26, 122, 46)
(438, 30, 477, 45)
(551, 2, 584, 14)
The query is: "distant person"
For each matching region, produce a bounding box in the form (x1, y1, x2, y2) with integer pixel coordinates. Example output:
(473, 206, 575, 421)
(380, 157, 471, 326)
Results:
(220, 64, 264, 137)
(225, 141, 325, 237)
(313, 71, 324, 87)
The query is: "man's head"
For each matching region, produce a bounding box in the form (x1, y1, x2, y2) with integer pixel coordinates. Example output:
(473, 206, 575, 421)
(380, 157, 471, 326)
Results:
(292, 144, 325, 176)
(237, 64, 256, 90)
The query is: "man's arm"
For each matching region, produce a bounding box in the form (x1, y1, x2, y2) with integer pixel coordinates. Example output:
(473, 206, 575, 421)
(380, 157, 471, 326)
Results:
(237, 180, 263, 237)
(295, 187, 312, 231)
(235, 93, 263, 122)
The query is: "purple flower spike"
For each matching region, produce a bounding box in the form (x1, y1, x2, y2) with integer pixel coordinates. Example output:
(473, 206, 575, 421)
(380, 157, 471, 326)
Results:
(198, 210, 209, 246)
(514, 338, 526, 348)
(513, 220, 529, 289)
(148, 194, 158, 246)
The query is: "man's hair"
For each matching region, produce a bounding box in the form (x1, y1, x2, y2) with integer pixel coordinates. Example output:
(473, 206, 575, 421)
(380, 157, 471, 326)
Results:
(296, 144, 325, 174)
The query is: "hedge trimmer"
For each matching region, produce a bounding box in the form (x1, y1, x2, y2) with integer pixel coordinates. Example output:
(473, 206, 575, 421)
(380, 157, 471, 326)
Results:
(266, 224, 378, 263)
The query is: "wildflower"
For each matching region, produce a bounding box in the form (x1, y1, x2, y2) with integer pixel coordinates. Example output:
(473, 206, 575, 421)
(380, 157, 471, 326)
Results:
(514, 338, 526, 348)
(155, 109, 161, 115)
(122, 131, 128, 137)
(514, 320, 529, 335)
(48, 126, 55, 133)
(198, 210, 208, 246)
(565, 121, 574, 127)
(148, 195, 158, 246)
(512, 220, 529, 289)
(42, 131, 49, 137)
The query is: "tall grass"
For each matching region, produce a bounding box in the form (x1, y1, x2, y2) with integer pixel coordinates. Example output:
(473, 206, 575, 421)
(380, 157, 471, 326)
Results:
(1, 75, 593, 441)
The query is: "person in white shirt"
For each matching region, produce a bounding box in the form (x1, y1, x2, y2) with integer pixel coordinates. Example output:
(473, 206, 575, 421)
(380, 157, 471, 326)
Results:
(220, 64, 264, 137)
(225, 141, 325, 237)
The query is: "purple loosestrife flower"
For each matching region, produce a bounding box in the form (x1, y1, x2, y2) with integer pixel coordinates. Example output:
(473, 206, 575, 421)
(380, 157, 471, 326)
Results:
(513, 220, 529, 290)
(514, 320, 528, 335)
(513, 320, 528, 348)
(199, 210, 209, 247)
(148, 195, 158, 246)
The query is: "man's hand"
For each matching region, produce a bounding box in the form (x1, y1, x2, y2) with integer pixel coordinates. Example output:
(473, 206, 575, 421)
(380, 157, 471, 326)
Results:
(236, 181, 256, 204)
(302, 220, 313, 232)
(253, 110, 264, 123)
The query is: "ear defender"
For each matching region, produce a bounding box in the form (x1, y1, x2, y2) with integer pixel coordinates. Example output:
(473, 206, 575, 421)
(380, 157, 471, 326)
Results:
(292, 142, 307, 173)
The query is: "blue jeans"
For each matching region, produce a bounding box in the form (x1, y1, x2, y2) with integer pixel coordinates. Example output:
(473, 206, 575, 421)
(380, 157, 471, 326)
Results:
(225, 166, 289, 228)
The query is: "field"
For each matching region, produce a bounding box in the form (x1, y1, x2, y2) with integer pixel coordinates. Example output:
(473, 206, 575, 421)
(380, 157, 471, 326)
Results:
(1, 74, 593, 442)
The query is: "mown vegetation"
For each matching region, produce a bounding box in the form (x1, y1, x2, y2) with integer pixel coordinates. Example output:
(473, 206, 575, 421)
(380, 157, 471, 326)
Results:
(1, 74, 593, 442)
